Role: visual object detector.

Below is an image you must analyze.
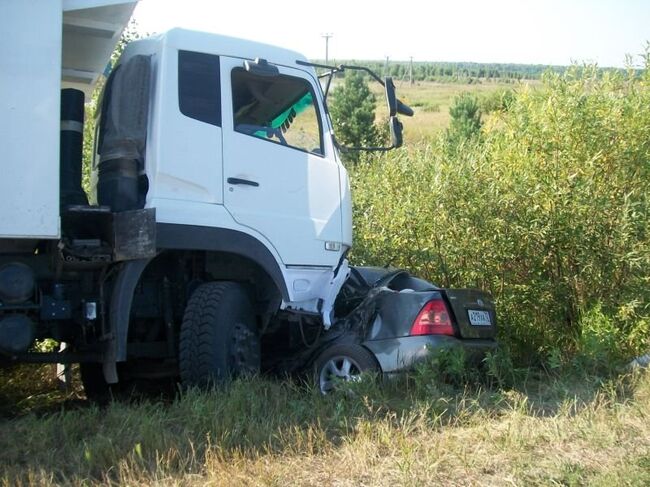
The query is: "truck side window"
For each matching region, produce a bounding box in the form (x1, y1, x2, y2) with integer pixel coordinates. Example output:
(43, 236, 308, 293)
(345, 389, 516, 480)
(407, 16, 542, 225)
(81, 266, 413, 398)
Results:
(178, 50, 221, 126)
(231, 68, 323, 155)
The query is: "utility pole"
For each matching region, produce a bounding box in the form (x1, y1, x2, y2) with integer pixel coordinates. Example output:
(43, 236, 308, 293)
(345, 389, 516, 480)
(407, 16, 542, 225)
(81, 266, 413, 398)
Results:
(321, 33, 333, 64)
(409, 56, 414, 85)
(384, 56, 389, 77)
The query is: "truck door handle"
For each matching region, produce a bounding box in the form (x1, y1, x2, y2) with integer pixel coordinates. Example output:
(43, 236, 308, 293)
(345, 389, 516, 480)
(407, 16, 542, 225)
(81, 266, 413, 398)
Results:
(227, 177, 259, 187)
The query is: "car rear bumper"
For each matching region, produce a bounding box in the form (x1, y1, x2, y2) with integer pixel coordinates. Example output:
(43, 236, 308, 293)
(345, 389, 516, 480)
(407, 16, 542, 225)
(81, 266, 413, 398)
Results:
(363, 335, 497, 373)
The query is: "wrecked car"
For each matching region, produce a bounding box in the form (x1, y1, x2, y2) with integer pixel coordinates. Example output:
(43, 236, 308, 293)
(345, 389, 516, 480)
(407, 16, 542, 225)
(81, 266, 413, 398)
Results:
(263, 267, 498, 393)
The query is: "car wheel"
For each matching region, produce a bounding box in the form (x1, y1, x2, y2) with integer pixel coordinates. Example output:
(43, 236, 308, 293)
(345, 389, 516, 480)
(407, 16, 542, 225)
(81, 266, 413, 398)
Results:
(314, 343, 379, 394)
(179, 281, 260, 388)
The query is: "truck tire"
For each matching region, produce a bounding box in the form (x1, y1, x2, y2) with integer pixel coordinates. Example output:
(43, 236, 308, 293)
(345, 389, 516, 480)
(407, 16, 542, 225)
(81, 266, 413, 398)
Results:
(314, 343, 379, 394)
(179, 281, 260, 387)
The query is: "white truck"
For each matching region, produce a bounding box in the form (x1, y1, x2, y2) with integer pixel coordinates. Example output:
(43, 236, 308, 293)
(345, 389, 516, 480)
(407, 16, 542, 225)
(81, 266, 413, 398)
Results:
(1, 1, 496, 397)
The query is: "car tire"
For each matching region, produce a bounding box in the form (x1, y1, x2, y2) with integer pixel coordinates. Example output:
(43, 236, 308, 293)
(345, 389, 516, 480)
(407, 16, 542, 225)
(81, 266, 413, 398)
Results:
(179, 281, 260, 388)
(314, 343, 379, 394)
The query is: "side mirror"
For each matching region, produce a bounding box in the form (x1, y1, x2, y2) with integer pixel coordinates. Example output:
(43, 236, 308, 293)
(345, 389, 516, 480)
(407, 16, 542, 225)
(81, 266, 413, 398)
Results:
(389, 116, 403, 148)
(397, 100, 414, 117)
(385, 76, 414, 117)
(385, 77, 397, 117)
(385, 77, 406, 147)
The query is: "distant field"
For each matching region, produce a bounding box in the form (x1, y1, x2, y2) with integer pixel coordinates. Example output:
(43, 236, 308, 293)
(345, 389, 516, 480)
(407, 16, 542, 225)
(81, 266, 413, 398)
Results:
(365, 79, 538, 144)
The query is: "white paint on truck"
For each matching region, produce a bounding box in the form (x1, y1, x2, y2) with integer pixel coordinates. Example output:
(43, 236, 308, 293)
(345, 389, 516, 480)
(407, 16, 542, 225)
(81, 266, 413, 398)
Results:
(0, 0, 136, 239)
(0, 0, 62, 238)
(114, 29, 353, 309)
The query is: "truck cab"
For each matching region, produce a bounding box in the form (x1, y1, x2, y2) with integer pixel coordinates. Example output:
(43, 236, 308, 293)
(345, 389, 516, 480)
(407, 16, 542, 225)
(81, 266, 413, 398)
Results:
(92, 29, 353, 318)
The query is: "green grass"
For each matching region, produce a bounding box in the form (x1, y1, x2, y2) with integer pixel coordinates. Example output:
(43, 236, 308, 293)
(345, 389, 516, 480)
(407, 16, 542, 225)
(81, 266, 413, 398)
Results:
(1, 362, 649, 485)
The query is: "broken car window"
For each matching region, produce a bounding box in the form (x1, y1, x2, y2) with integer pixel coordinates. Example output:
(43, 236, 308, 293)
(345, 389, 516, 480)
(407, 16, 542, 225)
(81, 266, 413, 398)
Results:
(231, 68, 323, 155)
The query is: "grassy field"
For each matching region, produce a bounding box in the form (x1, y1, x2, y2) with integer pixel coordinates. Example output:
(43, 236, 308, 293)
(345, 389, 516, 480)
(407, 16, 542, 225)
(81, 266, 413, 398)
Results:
(1, 361, 649, 486)
(368, 80, 536, 144)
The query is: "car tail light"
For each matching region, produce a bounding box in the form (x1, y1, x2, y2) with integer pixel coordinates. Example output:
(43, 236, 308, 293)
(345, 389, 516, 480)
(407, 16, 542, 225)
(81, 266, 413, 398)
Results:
(410, 298, 455, 336)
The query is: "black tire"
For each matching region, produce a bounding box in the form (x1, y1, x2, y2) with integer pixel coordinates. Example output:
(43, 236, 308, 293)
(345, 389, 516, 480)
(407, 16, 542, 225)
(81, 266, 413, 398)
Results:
(314, 343, 379, 394)
(179, 281, 260, 387)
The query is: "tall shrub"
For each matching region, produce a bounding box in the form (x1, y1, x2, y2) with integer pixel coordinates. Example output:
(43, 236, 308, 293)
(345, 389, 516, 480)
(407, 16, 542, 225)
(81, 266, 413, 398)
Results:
(328, 71, 380, 162)
(445, 92, 482, 146)
(350, 62, 650, 364)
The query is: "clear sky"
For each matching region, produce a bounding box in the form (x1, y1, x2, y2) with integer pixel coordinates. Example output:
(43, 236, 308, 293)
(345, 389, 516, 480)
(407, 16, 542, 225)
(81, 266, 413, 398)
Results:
(132, 0, 649, 68)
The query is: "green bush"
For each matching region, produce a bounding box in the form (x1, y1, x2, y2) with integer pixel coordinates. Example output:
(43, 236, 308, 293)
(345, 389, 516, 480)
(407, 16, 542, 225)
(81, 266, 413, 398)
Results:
(445, 92, 482, 146)
(329, 70, 381, 162)
(479, 89, 515, 113)
(573, 304, 623, 373)
(350, 62, 650, 366)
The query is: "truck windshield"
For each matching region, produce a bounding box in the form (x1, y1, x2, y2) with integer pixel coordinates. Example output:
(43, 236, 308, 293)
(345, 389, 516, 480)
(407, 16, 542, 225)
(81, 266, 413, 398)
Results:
(232, 68, 323, 155)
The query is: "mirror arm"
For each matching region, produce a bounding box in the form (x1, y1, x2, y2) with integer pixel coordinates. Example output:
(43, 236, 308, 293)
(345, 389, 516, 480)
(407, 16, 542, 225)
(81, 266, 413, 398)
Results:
(296, 60, 413, 115)
(333, 137, 400, 153)
(297, 60, 338, 71)
(338, 64, 385, 86)
(338, 65, 413, 117)
(323, 72, 334, 99)
(295, 61, 342, 100)
(297, 60, 406, 151)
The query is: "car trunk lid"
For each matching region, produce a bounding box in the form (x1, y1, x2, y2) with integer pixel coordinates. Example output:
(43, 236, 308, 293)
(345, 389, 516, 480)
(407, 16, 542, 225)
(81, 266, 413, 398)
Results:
(442, 289, 497, 339)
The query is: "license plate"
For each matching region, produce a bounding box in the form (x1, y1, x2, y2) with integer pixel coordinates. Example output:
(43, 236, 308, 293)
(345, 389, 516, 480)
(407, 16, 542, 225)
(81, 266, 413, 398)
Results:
(468, 310, 491, 326)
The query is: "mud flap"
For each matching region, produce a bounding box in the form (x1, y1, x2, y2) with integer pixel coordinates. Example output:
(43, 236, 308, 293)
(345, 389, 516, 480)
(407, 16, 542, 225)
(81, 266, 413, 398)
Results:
(103, 258, 152, 383)
(112, 208, 156, 261)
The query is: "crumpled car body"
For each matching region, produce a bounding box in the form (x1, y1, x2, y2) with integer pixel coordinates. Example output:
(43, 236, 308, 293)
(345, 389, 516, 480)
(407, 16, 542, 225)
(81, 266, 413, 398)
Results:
(262, 266, 498, 385)
(324, 267, 498, 373)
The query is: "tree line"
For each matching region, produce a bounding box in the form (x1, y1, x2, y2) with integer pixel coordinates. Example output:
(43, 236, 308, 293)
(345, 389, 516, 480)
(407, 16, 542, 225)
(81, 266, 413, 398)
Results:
(318, 59, 635, 83)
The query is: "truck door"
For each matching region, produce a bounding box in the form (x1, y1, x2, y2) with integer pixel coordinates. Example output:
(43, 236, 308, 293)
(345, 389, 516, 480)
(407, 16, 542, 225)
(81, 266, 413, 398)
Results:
(220, 57, 343, 267)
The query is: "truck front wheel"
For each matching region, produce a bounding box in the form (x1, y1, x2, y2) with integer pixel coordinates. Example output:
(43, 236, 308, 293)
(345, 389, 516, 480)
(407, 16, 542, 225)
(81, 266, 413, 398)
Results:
(179, 281, 260, 387)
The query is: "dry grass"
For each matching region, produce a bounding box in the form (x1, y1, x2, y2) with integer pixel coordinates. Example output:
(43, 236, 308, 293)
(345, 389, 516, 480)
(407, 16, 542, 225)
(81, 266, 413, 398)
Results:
(367, 80, 538, 144)
(1, 364, 649, 486)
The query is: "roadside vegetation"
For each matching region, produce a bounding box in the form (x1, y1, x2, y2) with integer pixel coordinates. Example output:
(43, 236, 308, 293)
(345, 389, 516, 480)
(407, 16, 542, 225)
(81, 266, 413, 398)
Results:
(2, 360, 649, 485)
(1, 43, 649, 484)
(350, 59, 650, 370)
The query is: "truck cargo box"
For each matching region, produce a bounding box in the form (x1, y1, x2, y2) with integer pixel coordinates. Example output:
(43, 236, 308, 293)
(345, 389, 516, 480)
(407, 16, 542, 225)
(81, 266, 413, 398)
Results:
(0, 0, 136, 239)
